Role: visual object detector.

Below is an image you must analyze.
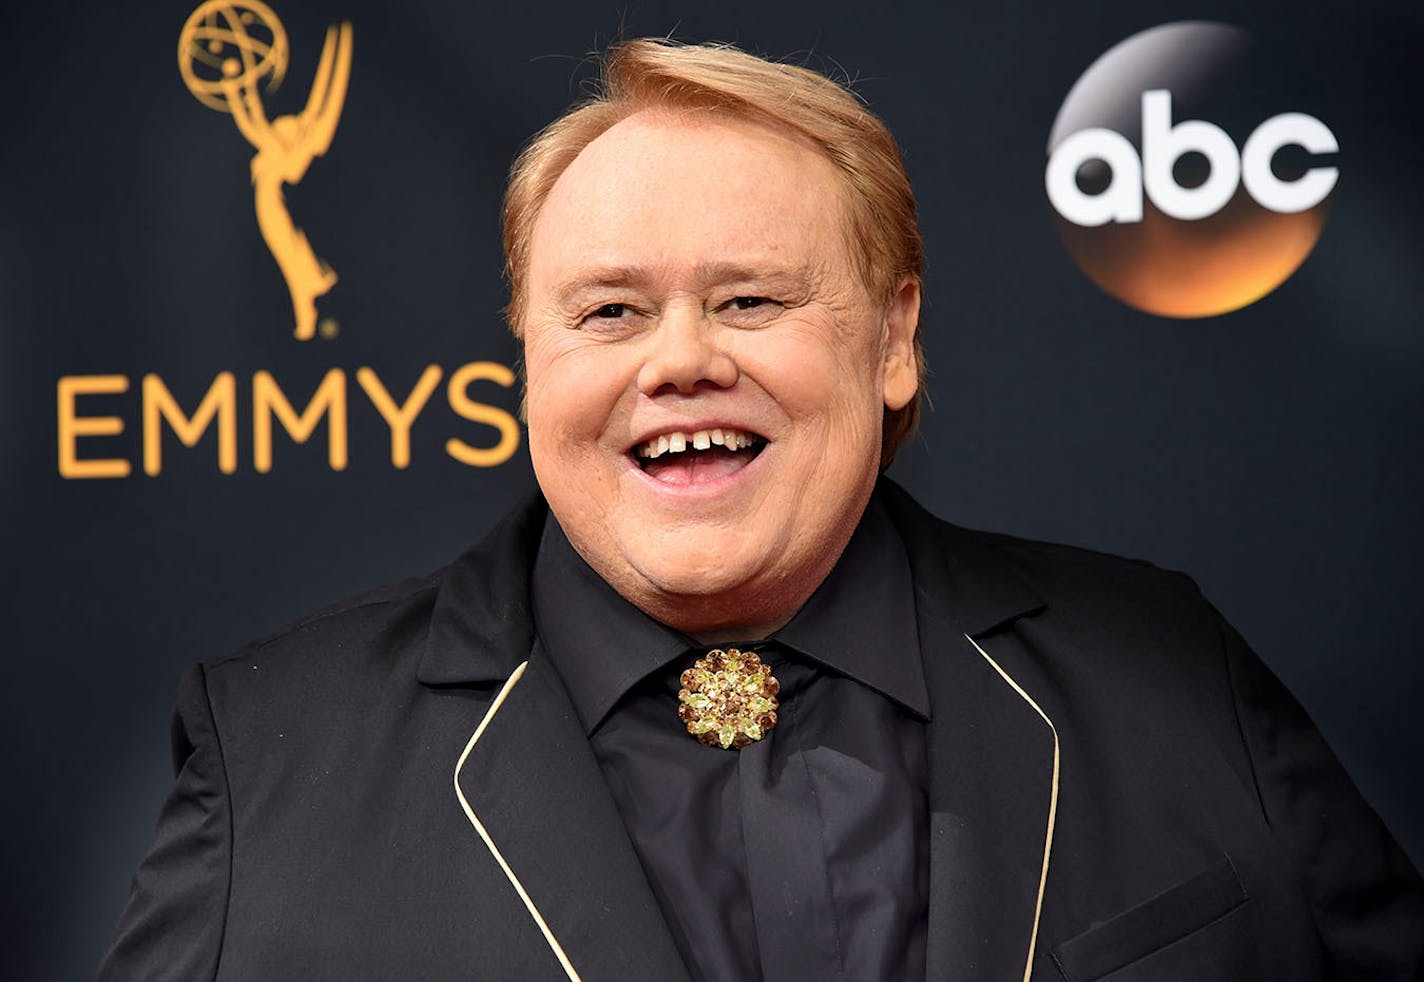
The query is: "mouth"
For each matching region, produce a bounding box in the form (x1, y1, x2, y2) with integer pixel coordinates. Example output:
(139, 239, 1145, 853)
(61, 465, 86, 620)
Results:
(630, 426, 768, 486)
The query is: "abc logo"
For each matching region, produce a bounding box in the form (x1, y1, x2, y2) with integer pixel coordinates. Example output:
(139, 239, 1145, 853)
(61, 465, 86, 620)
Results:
(1046, 22, 1339, 318)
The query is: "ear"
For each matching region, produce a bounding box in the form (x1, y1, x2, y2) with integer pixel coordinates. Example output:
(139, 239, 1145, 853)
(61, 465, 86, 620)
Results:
(881, 277, 921, 412)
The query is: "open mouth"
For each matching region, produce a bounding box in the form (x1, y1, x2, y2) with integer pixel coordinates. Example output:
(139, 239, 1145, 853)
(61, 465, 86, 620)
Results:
(632, 427, 768, 485)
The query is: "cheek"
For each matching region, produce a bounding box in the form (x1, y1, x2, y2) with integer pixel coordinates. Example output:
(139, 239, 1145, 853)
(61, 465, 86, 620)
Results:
(747, 329, 885, 431)
(524, 342, 625, 441)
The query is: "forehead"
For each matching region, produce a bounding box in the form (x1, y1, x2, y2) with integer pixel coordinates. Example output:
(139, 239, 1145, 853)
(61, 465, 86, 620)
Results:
(528, 110, 850, 286)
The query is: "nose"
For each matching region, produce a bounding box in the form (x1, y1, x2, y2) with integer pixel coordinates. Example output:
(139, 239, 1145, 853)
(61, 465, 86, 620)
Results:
(636, 303, 738, 396)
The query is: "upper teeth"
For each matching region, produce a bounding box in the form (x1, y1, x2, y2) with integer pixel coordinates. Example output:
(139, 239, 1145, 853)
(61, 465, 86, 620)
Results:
(637, 428, 759, 459)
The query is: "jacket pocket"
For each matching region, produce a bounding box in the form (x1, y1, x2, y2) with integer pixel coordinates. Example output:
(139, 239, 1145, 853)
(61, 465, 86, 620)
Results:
(1051, 855, 1249, 982)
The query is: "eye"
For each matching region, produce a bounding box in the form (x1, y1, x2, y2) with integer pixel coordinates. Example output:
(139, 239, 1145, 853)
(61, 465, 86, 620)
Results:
(717, 295, 784, 326)
(576, 301, 640, 332)
(575, 298, 649, 335)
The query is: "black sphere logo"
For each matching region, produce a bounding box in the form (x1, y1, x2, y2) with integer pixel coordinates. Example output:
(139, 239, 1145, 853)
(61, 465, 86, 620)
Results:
(1046, 22, 1339, 318)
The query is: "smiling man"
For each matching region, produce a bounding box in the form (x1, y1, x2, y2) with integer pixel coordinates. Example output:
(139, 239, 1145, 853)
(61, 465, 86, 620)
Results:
(101, 39, 1421, 982)
(521, 107, 918, 642)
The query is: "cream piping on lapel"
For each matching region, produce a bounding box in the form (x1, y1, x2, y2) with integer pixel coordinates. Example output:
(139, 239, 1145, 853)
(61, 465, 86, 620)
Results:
(453, 661, 582, 982)
(964, 634, 1060, 982)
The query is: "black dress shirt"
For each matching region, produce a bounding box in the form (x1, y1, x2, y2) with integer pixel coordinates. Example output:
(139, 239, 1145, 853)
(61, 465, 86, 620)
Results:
(532, 495, 930, 982)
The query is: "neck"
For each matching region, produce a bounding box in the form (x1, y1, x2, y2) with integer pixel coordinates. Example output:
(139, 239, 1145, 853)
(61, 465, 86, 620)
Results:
(685, 615, 796, 647)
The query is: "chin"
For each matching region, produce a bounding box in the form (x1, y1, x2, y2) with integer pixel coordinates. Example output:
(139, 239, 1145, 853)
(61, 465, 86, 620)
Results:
(635, 547, 766, 600)
(639, 545, 823, 633)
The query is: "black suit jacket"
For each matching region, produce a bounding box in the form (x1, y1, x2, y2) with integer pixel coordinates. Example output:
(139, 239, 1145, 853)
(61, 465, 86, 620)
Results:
(100, 484, 1424, 980)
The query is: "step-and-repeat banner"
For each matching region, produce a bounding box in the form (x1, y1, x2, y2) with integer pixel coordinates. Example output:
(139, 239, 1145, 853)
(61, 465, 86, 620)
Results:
(3, 0, 1420, 973)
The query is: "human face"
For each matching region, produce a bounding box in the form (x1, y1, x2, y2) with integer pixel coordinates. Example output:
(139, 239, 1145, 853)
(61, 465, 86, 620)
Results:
(522, 111, 919, 639)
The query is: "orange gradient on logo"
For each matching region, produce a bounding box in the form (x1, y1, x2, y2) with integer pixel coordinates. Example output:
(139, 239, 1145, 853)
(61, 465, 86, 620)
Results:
(1056, 192, 1328, 319)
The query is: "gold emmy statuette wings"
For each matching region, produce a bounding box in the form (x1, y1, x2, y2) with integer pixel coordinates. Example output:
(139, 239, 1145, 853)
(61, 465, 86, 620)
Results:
(179, 2, 352, 341)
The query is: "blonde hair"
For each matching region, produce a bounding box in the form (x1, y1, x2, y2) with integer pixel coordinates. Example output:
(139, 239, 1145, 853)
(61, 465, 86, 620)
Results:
(503, 39, 925, 468)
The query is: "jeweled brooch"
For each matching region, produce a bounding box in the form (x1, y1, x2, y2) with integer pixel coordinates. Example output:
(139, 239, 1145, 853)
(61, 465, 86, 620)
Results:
(677, 647, 780, 749)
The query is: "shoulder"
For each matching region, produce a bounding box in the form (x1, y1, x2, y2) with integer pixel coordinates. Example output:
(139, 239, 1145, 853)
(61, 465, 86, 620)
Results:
(203, 572, 442, 681)
(884, 479, 1214, 633)
(883, 480, 1236, 718)
(969, 524, 1211, 626)
(198, 491, 548, 713)
(193, 568, 452, 749)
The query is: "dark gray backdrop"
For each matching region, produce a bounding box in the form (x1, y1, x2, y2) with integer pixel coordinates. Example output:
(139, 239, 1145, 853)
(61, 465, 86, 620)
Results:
(2, 1, 1421, 977)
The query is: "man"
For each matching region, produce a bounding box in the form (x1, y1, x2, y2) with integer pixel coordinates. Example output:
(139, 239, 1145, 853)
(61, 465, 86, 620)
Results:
(101, 39, 1422, 980)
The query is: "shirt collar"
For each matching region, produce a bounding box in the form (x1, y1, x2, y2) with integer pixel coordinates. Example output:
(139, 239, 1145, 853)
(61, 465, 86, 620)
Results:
(532, 491, 929, 735)
(774, 494, 927, 720)
(532, 518, 693, 734)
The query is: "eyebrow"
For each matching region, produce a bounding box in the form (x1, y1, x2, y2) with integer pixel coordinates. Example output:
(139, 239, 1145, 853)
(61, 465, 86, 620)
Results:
(551, 260, 815, 306)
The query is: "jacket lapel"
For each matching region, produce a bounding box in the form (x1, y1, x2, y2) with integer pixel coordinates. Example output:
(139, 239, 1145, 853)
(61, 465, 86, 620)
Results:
(418, 497, 689, 982)
(883, 484, 1060, 981)
(454, 649, 690, 981)
(921, 619, 1060, 981)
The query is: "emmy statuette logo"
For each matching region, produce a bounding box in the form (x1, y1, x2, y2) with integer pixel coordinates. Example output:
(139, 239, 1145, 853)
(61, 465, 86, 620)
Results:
(178, 0, 352, 340)
(50, 3, 523, 480)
